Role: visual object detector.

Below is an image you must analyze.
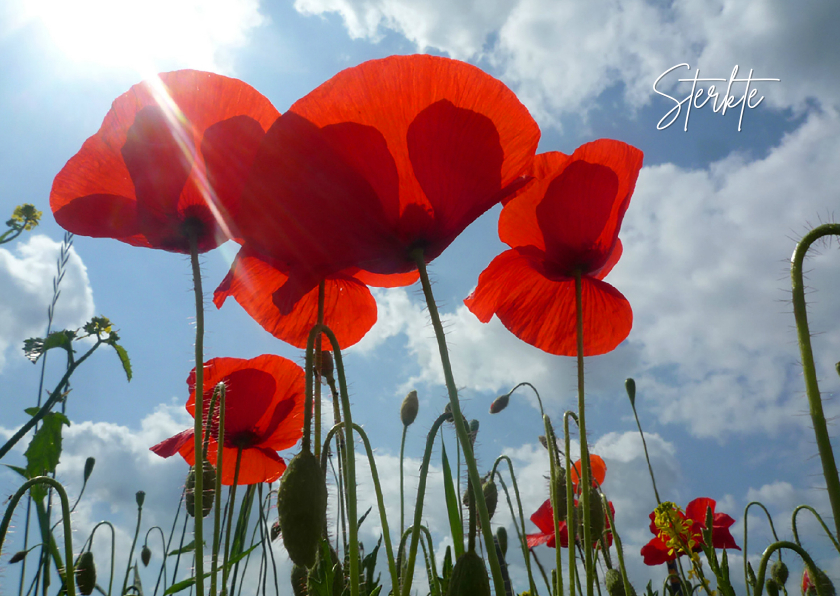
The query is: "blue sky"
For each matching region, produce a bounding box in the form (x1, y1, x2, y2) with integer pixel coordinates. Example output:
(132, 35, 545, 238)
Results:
(1, 0, 839, 593)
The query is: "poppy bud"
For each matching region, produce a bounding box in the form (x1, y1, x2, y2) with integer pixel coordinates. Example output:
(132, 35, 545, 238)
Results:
(767, 579, 781, 596)
(185, 461, 216, 518)
(495, 527, 508, 557)
(277, 450, 328, 568)
(83, 457, 95, 483)
(9, 551, 27, 564)
(490, 393, 510, 414)
(747, 563, 757, 587)
(578, 488, 605, 539)
(318, 350, 334, 380)
(462, 477, 498, 522)
(135, 491, 145, 508)
(625, 378, 636, 408)
(446, 550, 490, 596)
(141, 545, 151, 567)
(468, 419, 480, 447)
(401, 390, 419, 426)
(75, 551, 96, 596)
(605, 569, 636, 596)
(270, 520, 281, 542)
(802, 568, 835, 596)
(290, 564, 308, 596)
(771, 560, 789, 586)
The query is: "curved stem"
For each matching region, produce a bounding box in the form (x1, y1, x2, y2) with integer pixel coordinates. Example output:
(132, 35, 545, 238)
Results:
(0, 478, 76, 596)
(144, 526, 167, 596)
(121, 495, 144, 596)
(411, 250, 505, 596)
(753, 541, 824, 596)
(188, 233, 206, 596)
(504, 382, 546, 417)
(791, 223, 840, 539)
(743, 501, 780, 596)
(491, 455, 538, 596)
(791, 505, 840, 553)
(401, 413, 450, 596)
(321, 421, 399, 594)
(89, 521, 116, 596)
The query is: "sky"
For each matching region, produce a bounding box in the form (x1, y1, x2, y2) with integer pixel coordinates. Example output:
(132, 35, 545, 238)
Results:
(1, 0, 839, 594)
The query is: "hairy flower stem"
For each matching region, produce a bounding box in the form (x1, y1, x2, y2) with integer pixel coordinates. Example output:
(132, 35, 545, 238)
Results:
(326, 377, 348, 552)
(222, 448, 244, 593)
(544, 418, 564, 596)
(564, 411, 579, 596)
(411, 250, 506, 596)
(0, 478, 76, 596)
(306, 324, 359, 596)
(754, 542, 824, 596)
(210, 384, 226, 596)
(491, 456, 539, 596)
(314, 281, 325, 462)
(86, 521, 116, 596)
(791, 223, 840, 540)
(574, 269, 595, 596)
(188, 233, 206, 596)
(121, 497, 144, 595)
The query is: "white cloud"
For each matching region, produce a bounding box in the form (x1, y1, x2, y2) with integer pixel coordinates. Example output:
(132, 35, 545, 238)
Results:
(294, 0, 839, 119)
(0, 234, 94, 372)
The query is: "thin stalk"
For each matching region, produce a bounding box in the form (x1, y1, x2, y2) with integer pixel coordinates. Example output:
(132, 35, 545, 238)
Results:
(188, 231, 206, 596)
(791, 504, 840, 552)
(222, 447, 244, 593)
(491, 456, 538, 596)
(602, 493, 633, 596)
(411, 249, 505, 596)
(88, 521, 116, 596)
(627, 380, 661, 504)
(256, 485, 279, 596)
(574, 269, 595, 596)
(121, 496, 144, 595)
(314, 280, 325, 461)
(544, 417, 564, 596)
(144, 527, 168, 596)
(790, 223, 840, 539)
(326, 374, 348, 554)
(210, 383, 226, 596)
(564, 411, 580, 596)
(504, 382, 546, 417)
(400, 424, 408, 539)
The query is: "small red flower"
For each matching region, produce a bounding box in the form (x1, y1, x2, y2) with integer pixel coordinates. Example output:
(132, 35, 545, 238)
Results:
(464, 140, 643, 356)
(526, 496, 615, 549)
(150, 355, 304, 485)
(51, 70, 279, 253)
(233, 54, 541, 311)
(570, 454, 607, 492)
(640, 498, 740, 566)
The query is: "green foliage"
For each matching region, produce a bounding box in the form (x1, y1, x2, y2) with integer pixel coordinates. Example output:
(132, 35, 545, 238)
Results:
(360, 536, 382, 596)
(440, 441, 464, 559)
(23, 330, 76, 363)
(306, 540, 344, 596)
(21, 410, 70, 500)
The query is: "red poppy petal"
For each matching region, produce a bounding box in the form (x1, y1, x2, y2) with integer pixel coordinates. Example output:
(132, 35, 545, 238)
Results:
(571, 454, 607, 489)
(220, 368, 278, 436)
(150, 428, 194, 458)
(349, 268, 420, 288)
(641, 537, 676, 566)
(530, 498, 555, 534)
(52, 193, 145, 244)
(465, 249, 633, 356)
(593, 240, 622, 280)
(526, 532, 553, 548)
(218, 446, 287, 485)
(213, 248, 377, 349)
(685, 498, 716, 525)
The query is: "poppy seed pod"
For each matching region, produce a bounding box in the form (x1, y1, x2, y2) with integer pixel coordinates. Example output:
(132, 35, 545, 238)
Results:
(490, 393, 510, 414)
(185, 461, 216, 518)
(83, 457, 95, 483)
(553, 467, 568, 521)
(141, 545, 152, 567)
(75, 551, 96, 596)
(578, 488, 605, 539)
(277, 450, 327, 568)
(446, 550, 490, 596)
(400, 390, 419, 426)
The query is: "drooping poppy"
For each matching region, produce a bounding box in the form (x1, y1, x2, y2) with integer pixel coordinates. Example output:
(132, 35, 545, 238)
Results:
(464, 140, 643, 356)
(233, 54, 541, 311)
(51, 70, 279, 253)
(640, 498, 740, 566)
(150, 355, 304, 485)
(526, 496, 615, 549)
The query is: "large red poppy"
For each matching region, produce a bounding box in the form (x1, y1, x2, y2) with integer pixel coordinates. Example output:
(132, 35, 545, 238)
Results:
(526, 496, 615, 549)
(464, 140, 643, 356)
(51, 70, 279, 253)
(150, 355, 304, 485)
(233, 54, 541, 311)
(640, 498, 739, 566)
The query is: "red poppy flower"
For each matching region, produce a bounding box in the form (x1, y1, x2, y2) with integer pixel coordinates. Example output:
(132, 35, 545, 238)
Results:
(233, 54, 541, 311)
(526, 496, 615, 549)
(150, 355, 304, 485)
(51, 70, 279, 253)
(464, 140, 643, 356)
(640, 498, 740, 566)
(212, 246, 417, 348)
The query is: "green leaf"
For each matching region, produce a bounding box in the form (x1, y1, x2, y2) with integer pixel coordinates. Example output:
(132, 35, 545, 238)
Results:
(162, 543, 258, 594)
(163, 577, 195, 595)
(361, 536, 382, 596)
(440, 440, 464, 559)
(24, 411, 70, 497)
(111, 342, 132, 382)
(5, 464, 28, 479)
(23, 331, 75, 363)
(167, 541, 198, 557)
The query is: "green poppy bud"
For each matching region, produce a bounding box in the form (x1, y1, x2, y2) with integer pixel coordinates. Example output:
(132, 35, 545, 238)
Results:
(747, 562, 757, 587)
(462, 477, 498, 523)
(75, 551, 96, 596)
(771, 560, 789, 586)
(468, 419, 480, 446)
(318, 350, 334, 380)
(83, 457, 95, 483)
(767, 579, 781, 596)
(401, 390, 419, 426)
(490, 393, 510, 414)
(277, 450, 327, 568)
(495, 527, 508, 558)
(185, 460, 216, 518)
(135, 490, 145, 508)
(606, 569, 630, 596)
(578, 488, 604, 539)
(553, 467, 567, 522)
(291, 564, 308, 596)
(9, 551, 26, 564)
(141, 545, 151, 567)
(625, 378, 636, 408)
(446, 550, 490, 596)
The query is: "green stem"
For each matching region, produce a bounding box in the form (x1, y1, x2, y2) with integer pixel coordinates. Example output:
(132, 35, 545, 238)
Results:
(574, 269, 595, 596)
(564, 411, 579, 596)
(321, 421, 399, 593)
(791, 504, 840, 553)
(544, 417, 564, 596)
(121, 496, 144, 596)
(326, 376, 348, 553)
(627, 380, 661, 504)
(602, 492, 633, 596)
(314, 280, 325, 462)
(189, 233, 206, 596)
(411, 249, 506, 596)
(742, 501, 780, 596)
(791, 223, 840, 539)
(88, 521, 116, 596)
(491, 456, 539, 596)
(211, 383, 226, 596)
(753, 542, 824, 596)
(400, 424, 408, 540)
(504, 382, 546, 417)
(222, 447, 244, 593)
(0, 478, 76, 596)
